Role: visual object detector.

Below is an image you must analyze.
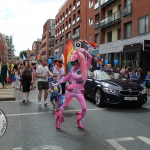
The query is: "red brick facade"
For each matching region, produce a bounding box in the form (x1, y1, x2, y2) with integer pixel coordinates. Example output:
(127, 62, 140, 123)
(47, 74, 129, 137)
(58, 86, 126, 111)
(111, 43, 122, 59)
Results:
(0, 36, 6, 62)
(55, 0, 150, 49)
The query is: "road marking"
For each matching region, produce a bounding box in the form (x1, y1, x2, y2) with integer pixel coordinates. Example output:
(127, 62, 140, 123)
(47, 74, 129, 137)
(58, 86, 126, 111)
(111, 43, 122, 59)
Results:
(137, 136, 150, 145)
(106, 137, 135, 150)
(6, 108, 104, 117)
(13, 148, 22, 150)
(13, 145, 64, 150)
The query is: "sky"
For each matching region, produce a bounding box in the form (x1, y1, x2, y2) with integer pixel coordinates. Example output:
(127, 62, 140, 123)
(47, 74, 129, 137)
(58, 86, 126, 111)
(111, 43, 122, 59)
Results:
(0, 0, 64, 56)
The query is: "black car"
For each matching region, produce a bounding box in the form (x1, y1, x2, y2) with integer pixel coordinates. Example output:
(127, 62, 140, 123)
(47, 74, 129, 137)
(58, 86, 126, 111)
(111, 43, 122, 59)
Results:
(84, 70, 147, 107)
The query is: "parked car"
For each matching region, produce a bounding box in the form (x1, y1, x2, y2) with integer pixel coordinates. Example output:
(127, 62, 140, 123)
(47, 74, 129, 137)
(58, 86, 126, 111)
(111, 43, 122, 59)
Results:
(84, 70, 147, 107)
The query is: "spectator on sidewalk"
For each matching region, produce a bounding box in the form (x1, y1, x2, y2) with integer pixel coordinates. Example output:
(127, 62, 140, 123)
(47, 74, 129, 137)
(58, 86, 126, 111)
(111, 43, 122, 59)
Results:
(1, 60, 8, 88)
(145, 71, 150, 95)
(36, 58, 53, 108)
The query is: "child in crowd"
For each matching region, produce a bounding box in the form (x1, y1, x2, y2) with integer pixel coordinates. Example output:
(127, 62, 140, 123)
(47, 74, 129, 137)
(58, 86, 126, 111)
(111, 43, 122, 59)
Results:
(49, 74, 62, 111)
(145, 71, 150, 95)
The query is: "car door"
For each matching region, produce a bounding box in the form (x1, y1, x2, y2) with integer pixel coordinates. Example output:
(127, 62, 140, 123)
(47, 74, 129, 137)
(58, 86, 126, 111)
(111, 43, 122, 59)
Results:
(84, 76, 94, 98)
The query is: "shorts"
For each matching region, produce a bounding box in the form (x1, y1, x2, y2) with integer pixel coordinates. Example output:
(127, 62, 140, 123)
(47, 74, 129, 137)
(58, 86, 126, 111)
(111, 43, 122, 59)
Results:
(37, 81, 49, 90)
(50, 94, 58, 102)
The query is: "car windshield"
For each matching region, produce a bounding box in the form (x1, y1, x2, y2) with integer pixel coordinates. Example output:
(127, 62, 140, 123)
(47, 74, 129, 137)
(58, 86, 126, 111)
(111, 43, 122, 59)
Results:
(95, 71, 126, 80)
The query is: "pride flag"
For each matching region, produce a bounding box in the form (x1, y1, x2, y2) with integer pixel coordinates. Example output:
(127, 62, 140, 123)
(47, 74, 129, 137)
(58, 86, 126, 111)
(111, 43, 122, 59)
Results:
(79, 39, 99, 49)
(30, 50, 34, 56)
(64, 40, 74, 74)
(37, 54, 40, 60)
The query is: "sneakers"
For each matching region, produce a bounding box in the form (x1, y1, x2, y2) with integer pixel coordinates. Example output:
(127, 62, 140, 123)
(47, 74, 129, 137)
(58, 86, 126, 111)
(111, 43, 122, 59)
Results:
(44, 102, 49, 107)
(38, 102, 49, 108)
(38, 103, 42, 108)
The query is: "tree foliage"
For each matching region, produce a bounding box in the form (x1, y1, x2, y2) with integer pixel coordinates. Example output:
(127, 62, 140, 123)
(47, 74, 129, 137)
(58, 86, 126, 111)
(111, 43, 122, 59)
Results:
(19, 50, 27, 59)
(14, 56, 20, 60)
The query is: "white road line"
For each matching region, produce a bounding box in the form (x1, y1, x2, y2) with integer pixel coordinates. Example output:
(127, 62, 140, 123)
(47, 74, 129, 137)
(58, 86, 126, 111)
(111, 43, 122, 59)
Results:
(13, 148, 22, 150)
(137, 136, 150, 145)
(6, 108, 104, 117)
(106, 137, 135, 150)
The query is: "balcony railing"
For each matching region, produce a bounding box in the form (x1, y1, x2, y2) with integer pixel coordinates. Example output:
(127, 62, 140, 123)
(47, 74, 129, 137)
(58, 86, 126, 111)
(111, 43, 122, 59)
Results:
(65, 14, 68, 18)
(55, 43, 59, 48)
(123, 4, 132, 17)
(72, 32, 80, 40)
(65, 26, 68, 30)
(59, 40, 64, 46)
(59, 31, 62, 35)
(77, 1, 80, 7)
(101, 0, 115, 8)
(100, 11, 121, 29)
(60, 20, 62, 24)
(72, 6, 76, 11)
(94, 22, 99, 29)
(68, 24, 71, 28)
(77, 16, 80, 22)
(72, 20, 76, 26)
(94, 2, 100, 10)
(68, 10, 71, 15)
(62, 17, 64, 21)
(62, 29, 64, 33)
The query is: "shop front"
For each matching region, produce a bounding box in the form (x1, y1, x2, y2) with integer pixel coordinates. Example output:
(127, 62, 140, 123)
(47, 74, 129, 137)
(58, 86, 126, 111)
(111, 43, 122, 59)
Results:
(116, 41, 150, 80)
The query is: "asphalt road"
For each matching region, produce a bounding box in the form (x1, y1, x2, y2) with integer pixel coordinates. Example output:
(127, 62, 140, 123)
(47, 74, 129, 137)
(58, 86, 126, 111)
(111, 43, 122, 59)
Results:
(0, 89, 150, 150)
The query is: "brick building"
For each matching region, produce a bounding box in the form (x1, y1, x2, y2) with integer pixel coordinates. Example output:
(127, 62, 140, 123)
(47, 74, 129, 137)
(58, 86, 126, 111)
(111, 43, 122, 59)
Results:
(32, 39, 42, 60)
(55, 0, 150, 79)
(0, 34, 6, 62)
(41, 19, 55, 59)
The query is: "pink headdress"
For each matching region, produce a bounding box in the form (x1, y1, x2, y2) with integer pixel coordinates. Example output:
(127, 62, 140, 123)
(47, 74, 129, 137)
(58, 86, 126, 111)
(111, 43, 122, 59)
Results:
(70, 50, 87, 81)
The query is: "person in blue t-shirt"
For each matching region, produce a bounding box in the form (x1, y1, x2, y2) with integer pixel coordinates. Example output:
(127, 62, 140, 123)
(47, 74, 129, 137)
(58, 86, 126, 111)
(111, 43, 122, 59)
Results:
(145, 71, 150, 95)
(49, 74, 62, 111)
(131, 70, 140, 85)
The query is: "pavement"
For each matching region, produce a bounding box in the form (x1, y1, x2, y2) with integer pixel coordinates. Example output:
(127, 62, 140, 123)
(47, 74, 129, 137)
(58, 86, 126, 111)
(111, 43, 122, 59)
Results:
(0, 89, 150, 150)
(0, 83, 16, 101)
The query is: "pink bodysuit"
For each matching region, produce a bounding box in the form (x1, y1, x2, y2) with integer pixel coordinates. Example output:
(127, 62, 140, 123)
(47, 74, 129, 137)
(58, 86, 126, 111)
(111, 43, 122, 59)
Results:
(55, 50, 92, 129)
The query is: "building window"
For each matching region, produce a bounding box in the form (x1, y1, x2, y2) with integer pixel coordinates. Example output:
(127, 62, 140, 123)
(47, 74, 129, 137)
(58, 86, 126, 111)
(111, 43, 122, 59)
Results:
(95, 34, 99, 44)
(89, 0, 93, 8)
(89, 18, 93, 26)
(107, 31, 112, 42)
(89, 36, 92, 41)
(138, 16, 149, 35)
(118, 28, 121, 40)
(95, 13, 99, 22)
(125, 22, 132, 38)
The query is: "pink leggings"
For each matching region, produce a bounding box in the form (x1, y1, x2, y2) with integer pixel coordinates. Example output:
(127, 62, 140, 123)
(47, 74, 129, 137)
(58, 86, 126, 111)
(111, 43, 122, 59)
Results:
(60, 90, 87, 119)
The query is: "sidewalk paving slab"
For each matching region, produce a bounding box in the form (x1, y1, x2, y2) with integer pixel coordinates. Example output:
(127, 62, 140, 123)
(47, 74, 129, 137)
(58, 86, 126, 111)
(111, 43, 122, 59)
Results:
(0, 84, 16, 101)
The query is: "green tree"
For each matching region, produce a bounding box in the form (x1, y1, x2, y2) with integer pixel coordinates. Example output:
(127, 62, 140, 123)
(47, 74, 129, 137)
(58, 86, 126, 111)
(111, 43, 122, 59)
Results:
(14, 56, 20, 60)
(19, 50, 27, 59)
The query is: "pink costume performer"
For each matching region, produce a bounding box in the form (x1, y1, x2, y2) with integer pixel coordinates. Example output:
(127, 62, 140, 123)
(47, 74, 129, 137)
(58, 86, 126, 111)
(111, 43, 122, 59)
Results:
(55, 48, 92, 129)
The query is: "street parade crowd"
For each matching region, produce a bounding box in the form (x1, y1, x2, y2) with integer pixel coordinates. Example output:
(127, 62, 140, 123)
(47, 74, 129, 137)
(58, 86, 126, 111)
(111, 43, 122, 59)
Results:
(0, 47, 150, 129)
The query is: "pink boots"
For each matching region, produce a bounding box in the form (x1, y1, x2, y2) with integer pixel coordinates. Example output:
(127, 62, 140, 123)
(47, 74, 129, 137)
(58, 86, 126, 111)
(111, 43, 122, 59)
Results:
(76, 112, 84, 129)
(55, 110, 64, 129)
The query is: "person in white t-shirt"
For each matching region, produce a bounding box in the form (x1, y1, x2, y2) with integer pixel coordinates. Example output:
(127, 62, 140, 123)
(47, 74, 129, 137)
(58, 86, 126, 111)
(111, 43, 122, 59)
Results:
(36, 58, 53, 108)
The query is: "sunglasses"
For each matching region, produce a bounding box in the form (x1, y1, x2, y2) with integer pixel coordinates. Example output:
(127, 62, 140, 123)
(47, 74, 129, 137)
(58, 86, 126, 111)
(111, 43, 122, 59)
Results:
(71, 60, 79, 65)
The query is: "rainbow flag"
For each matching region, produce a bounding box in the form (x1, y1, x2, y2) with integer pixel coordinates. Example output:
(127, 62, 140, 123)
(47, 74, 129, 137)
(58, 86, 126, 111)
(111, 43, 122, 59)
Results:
(37, 54, 40, 60)
(79, 39, 99, 49)
(64, 40, 74, 74)
(30, 50, 34, 56)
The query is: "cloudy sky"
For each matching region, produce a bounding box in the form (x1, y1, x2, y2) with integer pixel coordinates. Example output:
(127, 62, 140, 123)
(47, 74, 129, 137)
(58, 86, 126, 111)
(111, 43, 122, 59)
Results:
(0, 0, 64, 56)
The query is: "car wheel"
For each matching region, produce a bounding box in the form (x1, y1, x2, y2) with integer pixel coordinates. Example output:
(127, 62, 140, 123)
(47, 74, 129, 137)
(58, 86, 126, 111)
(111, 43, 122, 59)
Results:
(95, 89, 104, 107)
